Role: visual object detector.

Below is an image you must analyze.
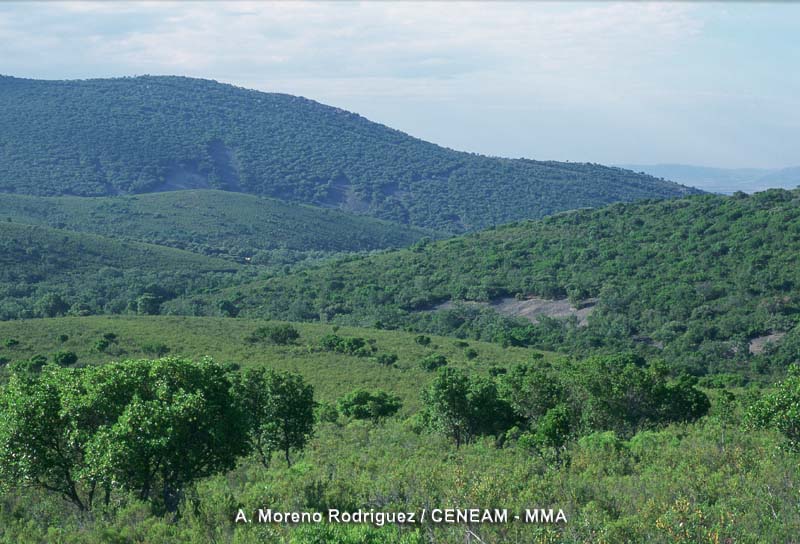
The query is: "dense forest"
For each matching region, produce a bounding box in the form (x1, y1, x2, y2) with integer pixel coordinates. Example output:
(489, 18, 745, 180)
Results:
(0, 191, 434, 259)
(182, 189, 800, 379)
(0, 75, 698, 232)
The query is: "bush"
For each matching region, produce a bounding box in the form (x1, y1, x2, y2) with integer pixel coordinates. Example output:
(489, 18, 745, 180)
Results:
(52, 351, 78, 367)
(414, 335, 431, 346)
(319, 334, 376, 357)
(376, 353, 398, 366)
(141, 342, 170, 357)
(419, 353, 448, 372)
(245, 324, 300, 345)
(337, 389, 402, 422)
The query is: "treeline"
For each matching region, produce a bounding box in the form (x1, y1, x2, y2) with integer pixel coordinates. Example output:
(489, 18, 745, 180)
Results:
(0, 75, 696, 232)
(192, 189, 800, 378)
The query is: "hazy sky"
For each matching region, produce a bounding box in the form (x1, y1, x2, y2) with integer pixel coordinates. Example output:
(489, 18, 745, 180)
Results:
(1, 1, 798, 169)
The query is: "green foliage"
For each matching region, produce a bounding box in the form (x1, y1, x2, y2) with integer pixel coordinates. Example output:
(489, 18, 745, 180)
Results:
(0, 191, 433, 260)
(0, 357, 248, 513)
(418, 353, 448, 372)
(0, 75, 694, 232)
(51, 350, 77, 367)
(212, 189, 800, 378)
(746, 364, 800, 451)
(337, 389, 402, 422)
(319, 334, 376, 357)
(421, 368, 515, 447)
(234, 368, 315, 468)
(245, 323, 300, 345)
(503, 355, 710, 442)
(0, 221, 249, 320)
(375, 353, 398, 366)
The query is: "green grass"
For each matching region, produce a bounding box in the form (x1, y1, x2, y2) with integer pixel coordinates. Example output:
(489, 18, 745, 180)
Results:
(0, 316, 548, 411)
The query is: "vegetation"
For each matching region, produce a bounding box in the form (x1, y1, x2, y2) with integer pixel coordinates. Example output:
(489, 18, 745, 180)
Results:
(0, 191, 434, 260)
(195, 189, 800, 379)
(0, 317, 797, 542)
(746, 363, 800, 451)
(0, 357, 314, 514)
(0, 75, 697, 232)
(337, 389, 402, 422)
(0, 221, 249, 320)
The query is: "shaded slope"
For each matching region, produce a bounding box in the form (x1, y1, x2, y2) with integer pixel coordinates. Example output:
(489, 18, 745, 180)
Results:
(0, 190, 435, 259)
(0, 221, 246, 319)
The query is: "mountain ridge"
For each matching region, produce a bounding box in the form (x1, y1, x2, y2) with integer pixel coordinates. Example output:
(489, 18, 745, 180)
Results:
(0, 74, 699, 232)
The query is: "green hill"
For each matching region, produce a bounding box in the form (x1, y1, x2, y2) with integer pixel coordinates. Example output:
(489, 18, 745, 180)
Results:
(0, 75, 698, 232)
(0, 190, 434, 259)
(0, 221, 248, 320)
(187, 189, 800, 378)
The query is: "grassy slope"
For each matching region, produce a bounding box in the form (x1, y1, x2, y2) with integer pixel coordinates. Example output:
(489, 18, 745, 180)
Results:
(0, 316, 546, 411)
(0, 220, 238, 272)
(0, 191, 435, 257)
(0, 75, 698, 232)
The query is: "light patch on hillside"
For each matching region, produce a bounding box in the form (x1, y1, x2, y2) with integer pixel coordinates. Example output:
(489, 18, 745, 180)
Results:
(748, 332, 786, 355)
(435, 296, 596, 326)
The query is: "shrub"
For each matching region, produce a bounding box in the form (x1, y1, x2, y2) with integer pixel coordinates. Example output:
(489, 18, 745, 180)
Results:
(52, 351, 78, 367)
(414, 335, 431, 346)
(419, 353, 447, 372)
(319, 334, 376, 357)
(245, 324, 300, 345)
(376, 353, 398, 366)
(337, 389, 402, 422)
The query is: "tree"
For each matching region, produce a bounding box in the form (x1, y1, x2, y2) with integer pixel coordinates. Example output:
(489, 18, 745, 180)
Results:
(0, 368, 89, 510)
(0, 357, 249, 513)
(34, 293, 69, 318)
(421, 368, 514, 447)
(236, 368, 315, 467)
(84, 358, 248, 513)
(337, 389, 402, 422)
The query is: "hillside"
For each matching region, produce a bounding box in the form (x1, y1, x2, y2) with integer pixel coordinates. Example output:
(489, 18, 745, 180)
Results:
(0, 191, 434, 259)
(0, 75, 698, 232)
(184, 189, 800, 378)
(0, 221, 249, 320)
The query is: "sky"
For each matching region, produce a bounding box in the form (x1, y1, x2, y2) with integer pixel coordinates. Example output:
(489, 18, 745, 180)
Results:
(0, 1, 798, 169)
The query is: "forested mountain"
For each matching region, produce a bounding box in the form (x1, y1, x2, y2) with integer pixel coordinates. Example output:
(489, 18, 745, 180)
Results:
(0, 191, 434, 259)
(0, 221, 249, 320)
(0, 75, 698, 232)
(186, 189, 800, 378)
